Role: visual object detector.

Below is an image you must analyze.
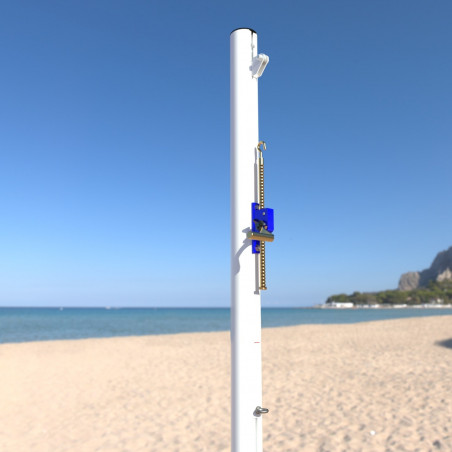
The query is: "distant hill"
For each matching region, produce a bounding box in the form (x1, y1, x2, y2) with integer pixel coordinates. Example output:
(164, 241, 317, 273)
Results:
(326, 246, 452, 306)
(399, 246, 452, 290)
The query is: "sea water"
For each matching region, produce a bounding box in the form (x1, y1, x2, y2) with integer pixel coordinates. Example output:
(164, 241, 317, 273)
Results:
(0, 307, 451, 344)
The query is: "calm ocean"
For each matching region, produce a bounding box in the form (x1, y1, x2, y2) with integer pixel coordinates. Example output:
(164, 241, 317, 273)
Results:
(1, 307, 451, 344)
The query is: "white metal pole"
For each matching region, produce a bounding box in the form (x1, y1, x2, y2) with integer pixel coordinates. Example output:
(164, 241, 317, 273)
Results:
(230, 28, 268, 452)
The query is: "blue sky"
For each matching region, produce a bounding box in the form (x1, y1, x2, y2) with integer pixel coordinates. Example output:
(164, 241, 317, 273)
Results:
(1, 1, 451, 307)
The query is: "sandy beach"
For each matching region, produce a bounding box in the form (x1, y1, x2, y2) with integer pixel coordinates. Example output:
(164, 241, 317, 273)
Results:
(0, 316, 451, 452)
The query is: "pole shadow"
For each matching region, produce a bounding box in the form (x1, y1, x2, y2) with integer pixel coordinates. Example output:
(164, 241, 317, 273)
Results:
(436, 338, 452, 350)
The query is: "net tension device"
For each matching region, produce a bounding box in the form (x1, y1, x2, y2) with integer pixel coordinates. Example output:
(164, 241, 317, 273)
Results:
(246, 141, 274, 290)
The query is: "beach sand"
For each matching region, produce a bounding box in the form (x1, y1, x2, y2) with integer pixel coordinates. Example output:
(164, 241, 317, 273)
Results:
(0, 316, 451, 451)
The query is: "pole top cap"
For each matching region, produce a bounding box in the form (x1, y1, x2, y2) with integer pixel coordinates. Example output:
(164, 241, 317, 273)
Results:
(230, 28, 257, 35)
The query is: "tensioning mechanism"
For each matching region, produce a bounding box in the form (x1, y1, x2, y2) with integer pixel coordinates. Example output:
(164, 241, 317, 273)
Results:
(246, 141, 274, 290)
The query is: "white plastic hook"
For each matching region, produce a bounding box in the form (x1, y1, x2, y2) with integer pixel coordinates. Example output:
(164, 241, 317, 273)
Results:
(251, 54, 269, 78)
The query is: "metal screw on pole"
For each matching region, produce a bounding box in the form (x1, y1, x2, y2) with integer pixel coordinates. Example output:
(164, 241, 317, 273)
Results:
(253, 406, 269, 417)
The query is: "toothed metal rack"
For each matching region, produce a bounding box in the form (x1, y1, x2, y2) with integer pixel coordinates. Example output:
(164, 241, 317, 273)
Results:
(246, 141, 274, 290)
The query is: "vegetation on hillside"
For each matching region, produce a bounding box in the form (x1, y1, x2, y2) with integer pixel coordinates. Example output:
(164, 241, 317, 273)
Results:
(326, 280, 452, 306)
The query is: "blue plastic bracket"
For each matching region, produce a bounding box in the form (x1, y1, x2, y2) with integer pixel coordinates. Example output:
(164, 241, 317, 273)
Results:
(251, 202, 274, 254)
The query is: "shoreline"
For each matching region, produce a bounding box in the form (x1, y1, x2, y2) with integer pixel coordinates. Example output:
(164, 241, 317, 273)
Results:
(318, 303, 452, 309)
(2, 307, 452, 345)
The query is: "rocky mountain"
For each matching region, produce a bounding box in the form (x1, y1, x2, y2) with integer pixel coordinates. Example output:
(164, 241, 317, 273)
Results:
(399, 246, 452, 291)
